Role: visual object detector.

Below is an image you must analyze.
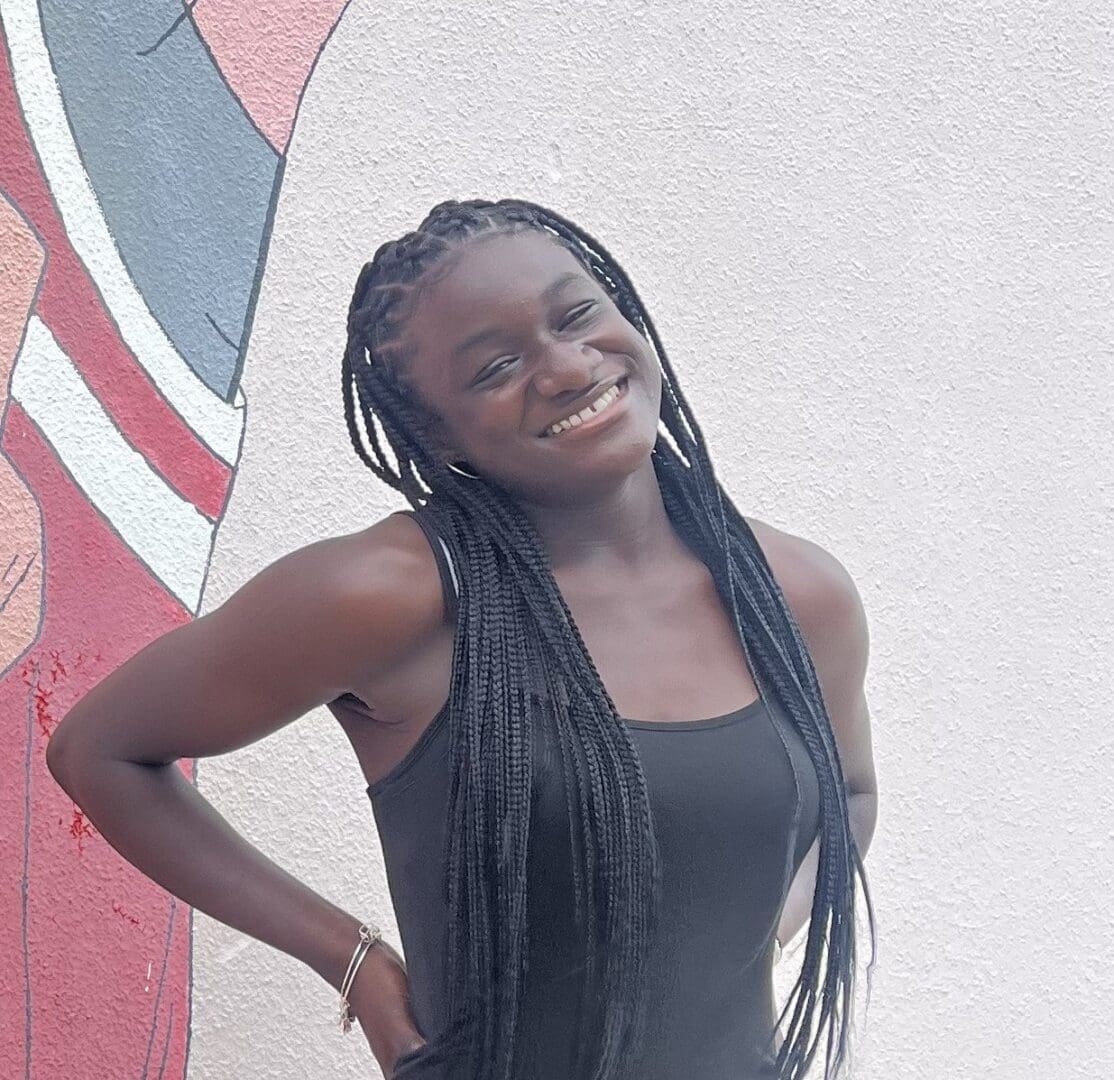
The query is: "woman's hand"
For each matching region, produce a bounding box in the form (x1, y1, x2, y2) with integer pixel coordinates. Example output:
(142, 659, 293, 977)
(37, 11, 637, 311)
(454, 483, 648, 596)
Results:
(388, 1037, 431, 1077)
(345, 939, 426, 1075)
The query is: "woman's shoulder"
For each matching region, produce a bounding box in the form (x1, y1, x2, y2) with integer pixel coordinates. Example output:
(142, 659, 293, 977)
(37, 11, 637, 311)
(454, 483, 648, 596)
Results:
(328, 509, 449, 638)
(321, 510, 458, 725)
(743, 515, 868, 664)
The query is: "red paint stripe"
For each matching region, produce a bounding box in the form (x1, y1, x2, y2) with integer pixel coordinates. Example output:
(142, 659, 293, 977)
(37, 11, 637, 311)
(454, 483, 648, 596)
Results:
(0, 33, 234, 519)
(0, 401, 193, 1079)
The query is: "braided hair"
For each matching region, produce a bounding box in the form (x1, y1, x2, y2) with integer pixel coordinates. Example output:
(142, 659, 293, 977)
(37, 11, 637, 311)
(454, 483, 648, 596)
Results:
(341, 198, 877, 1080)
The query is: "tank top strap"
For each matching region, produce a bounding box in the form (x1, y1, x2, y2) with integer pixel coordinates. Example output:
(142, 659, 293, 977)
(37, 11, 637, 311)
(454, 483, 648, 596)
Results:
(394, 508, 459, 623)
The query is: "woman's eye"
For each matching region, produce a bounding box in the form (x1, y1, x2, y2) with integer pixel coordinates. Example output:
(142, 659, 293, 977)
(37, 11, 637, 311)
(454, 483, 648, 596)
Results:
(561, 302, 596, 329)
(480, 356, 519, 382)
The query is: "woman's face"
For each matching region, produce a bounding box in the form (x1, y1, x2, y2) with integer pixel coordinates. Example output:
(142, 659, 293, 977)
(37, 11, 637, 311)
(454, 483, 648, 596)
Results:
(397, 229, 663, 504)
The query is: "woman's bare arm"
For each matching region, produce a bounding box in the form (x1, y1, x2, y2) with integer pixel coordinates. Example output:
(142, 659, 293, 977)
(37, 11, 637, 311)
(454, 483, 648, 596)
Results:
(46, 514, 442, 1075)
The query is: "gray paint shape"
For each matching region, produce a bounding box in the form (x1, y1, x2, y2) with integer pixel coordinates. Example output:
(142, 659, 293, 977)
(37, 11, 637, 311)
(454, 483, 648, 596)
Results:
(39, 0, 278, 400)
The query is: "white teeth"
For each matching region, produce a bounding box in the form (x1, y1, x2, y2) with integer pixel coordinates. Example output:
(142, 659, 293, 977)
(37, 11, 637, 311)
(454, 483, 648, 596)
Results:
(546, 383, 622, 437)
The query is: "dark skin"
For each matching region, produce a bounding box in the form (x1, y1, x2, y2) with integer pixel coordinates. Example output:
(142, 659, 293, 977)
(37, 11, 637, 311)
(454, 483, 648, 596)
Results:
(47, 230, 877, 1076)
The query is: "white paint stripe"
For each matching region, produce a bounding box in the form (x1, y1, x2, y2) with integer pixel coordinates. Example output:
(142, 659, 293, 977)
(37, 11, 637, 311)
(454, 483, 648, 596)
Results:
(1, 0, 246, 464)
(11, 316, 216, 611)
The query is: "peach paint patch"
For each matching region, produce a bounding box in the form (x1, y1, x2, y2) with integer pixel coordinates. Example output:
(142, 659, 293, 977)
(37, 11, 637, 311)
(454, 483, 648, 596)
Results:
(192, 0, 349, 153)
(0, 191, 45, 672)
(0, 191, 43, 392)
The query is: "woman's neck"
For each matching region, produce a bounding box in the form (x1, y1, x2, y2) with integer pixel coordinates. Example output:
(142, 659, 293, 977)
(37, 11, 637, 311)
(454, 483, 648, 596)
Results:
(516, 460, 685, 573)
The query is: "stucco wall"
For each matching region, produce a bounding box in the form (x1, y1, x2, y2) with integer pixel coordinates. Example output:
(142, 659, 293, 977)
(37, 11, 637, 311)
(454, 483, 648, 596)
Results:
(4, 2, 1109, 1078)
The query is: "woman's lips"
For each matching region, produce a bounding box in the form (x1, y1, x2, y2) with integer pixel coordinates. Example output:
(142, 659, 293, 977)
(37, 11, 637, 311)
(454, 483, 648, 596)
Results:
(539, 378, 630, 440)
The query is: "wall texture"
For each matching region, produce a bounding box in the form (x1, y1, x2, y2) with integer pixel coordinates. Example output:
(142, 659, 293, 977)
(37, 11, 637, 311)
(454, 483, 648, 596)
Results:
(2, 2, 1109, 1078)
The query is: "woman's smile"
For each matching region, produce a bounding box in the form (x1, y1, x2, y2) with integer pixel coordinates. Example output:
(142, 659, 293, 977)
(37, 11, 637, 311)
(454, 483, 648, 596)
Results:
(538, 377, 631, 440)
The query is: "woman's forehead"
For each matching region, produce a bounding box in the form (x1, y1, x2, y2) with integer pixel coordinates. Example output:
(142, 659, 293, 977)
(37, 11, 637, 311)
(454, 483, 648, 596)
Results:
(403, 231, 595, 352)
(422, 230, 590, 313)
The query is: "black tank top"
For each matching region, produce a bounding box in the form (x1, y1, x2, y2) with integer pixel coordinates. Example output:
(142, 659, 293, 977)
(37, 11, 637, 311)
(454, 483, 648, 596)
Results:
(352, 509, 820, 1080)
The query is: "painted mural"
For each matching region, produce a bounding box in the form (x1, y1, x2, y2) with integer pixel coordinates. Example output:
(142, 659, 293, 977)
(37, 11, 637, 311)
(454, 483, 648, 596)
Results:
(0, 2, 348, 1075)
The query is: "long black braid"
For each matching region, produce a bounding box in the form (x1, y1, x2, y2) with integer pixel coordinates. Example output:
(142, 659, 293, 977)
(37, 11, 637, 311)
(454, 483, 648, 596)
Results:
(341, 198, 877, 1080)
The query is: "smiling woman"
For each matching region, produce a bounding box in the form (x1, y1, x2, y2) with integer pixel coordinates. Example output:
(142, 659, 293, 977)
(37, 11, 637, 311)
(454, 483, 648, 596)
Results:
(332, 198, 878, 1079)
(48, 196, 876, 1080)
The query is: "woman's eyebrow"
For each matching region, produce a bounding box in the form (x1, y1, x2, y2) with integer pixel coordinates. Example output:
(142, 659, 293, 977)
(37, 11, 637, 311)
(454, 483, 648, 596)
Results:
(453, 325, 506, 358)
(451, 272, 587, 357)
(539, 271, 584, 302)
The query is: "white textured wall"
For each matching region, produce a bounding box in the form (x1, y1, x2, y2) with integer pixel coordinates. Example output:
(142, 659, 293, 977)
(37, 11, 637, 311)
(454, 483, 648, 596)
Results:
(188, 3, 1112, 1078)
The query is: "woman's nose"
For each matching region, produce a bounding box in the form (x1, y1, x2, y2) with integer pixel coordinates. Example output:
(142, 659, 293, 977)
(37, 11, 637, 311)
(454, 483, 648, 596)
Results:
(532, 341, 601, 398)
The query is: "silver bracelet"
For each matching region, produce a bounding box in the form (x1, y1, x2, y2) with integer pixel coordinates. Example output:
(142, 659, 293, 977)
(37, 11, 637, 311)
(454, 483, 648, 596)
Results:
(338, 923, 383, 1034)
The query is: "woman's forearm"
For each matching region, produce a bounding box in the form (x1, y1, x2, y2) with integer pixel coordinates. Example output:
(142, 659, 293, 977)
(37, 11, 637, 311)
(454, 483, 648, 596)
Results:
(51, 748, 359, 986)
(46, 744, 421, 1069)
